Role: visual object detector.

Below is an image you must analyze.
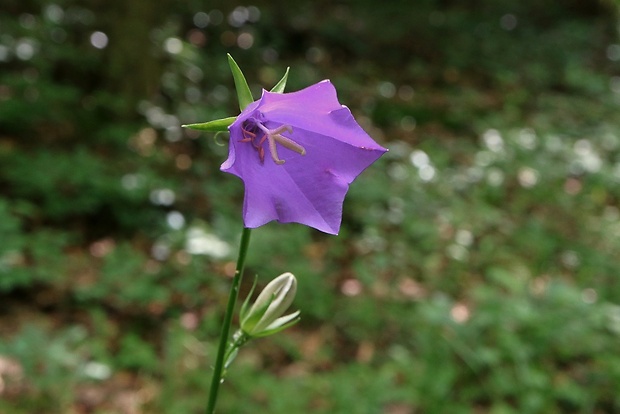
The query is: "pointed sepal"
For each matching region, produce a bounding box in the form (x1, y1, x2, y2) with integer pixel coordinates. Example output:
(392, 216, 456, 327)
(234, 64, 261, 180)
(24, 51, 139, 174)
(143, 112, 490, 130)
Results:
(270, 67, 290, 93)
(182, 116, 236, 132)
(251, 311, 300, 337)
(227, 54, 254, 111)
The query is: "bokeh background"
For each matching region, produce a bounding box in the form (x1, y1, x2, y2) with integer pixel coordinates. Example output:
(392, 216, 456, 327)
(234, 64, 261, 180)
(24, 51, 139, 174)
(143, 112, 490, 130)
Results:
(2, 0, 620, 413)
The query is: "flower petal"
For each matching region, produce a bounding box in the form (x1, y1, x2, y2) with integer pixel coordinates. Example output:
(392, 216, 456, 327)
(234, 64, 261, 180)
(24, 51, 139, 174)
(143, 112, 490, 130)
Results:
(222, 81, 387, 234)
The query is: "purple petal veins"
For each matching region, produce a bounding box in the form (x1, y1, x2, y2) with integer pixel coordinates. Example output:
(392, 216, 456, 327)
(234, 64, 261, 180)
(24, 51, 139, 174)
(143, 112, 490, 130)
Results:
(222, 80, 387, 235)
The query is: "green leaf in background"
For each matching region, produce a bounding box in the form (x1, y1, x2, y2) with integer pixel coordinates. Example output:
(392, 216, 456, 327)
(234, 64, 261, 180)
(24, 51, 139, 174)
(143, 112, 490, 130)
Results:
(270, 67, 290, 93)
(227, 54, 254, 111)
(182, 116, 236, 132)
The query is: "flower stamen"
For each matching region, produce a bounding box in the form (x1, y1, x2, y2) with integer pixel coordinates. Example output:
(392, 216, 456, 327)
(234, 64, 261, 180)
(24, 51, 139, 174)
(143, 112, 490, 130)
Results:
(242, 120, 306, 165)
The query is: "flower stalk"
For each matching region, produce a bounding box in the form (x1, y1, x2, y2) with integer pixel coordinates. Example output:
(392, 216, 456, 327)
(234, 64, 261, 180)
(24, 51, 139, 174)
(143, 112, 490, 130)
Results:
(205, 227, 252, 414)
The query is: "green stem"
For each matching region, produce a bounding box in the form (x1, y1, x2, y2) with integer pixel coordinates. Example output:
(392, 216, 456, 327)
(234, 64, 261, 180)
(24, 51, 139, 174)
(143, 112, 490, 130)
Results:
(206, 227, 252, 414)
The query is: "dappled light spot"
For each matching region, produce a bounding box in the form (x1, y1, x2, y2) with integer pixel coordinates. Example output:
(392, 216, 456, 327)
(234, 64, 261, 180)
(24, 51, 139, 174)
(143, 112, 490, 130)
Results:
(185, 227, 230, 258)
(193, 12, 210, 28)
(0, 250, 25, 269)
(185, 86, 201, 103)
(164, 37, 182, 54)
(377, 81, 396, 98)
(482, 129, 504, 152)
(82, 361, 111, 381)
(0, 356, 23, 395)
(500, 14, 517, 31)
(237, 32, 254, 49)
(89, 31, 108, 49)
(475, 150, 493, 167)
(560, 250, 580, 269)
(15, 38, 36, 60)
(166, 211, 185, 230)
(447, 244, 468, 261)
(19, 14, 36, 29)
(564, 177, 582, 195)
(44, 4, 64, 23)
(165, 125, 182, 142)
(409, 149, 429, 168)
(398, 277, 425, 299)
(0, 45, 8, 62)
(306, 46, 325, 63)
(607, 306, 620, 335)
(246, 6, 261, 22)
(486, 168, 504, 186)
(355, 232, 387, 254)
(572, 139, 602, 173)
(544, 134, 563, 152)
(517, 167, 538, 188)
(582, 288, 598, 304)
(130, 127, 157, 155)
(418, 165, 436, 182)
(604, 206, 619, 221)
(450, 303, 470, 323)
(398, 85, 415, 101)
(466, 167, 483, 183)
(175, 154, 192, 170)
(187, 29, 207, 47)
(384, 402, 414, 414)
(208, 9, 224, 25)
(387, 196, 405, 224)
(387, 163, 408, 181)
(455, 229, 473, 247)
(223, 261, 236, 277)
(262, 47, 278, 63)
(517, 128, 537, 150)
(607, 44, 620, 61)
(341, 279, 362, 296)
(614, 163, 620, 180)
(89, 238, 115, 258)
(209, 84, 230, 102)
(121, 173, 142, 190)
(356, 341, 374, 363)
(180, 312, 199, 331)
(400, 115, 416, 132)
(175, 251, 191, 266)
(228, 6, 250, 27)
(529, 277, 549, 296)
(151, 240, 171, 261)
(610, 76, 620, 93)
(150, 188, 176, 206)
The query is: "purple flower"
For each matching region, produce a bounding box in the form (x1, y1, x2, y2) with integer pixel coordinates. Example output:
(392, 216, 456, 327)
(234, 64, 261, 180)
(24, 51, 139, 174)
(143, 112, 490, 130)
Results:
(221, 80, 387, 235)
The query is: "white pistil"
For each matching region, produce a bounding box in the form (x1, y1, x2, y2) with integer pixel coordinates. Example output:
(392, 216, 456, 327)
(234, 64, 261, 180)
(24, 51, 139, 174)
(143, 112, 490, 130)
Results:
(256, 123, 306, 165)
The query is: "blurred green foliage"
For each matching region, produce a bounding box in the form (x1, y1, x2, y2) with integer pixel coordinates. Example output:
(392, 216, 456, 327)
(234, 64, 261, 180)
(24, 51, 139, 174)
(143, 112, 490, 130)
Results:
(1, 0, 620, 413)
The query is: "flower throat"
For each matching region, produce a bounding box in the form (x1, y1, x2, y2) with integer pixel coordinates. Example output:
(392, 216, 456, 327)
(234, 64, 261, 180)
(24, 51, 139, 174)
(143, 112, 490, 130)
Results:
(240, 119, 306, 165)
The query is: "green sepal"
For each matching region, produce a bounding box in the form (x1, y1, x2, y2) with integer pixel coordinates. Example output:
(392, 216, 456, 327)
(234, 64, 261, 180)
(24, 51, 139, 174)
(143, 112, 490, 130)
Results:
(270, 67, 290, 93)
(239, 275, 259, 322)
(240, 293, 275, 333)
(252, 313, 300, 338)
(227, 54, 254, 111)
(182, 116, 236, 132)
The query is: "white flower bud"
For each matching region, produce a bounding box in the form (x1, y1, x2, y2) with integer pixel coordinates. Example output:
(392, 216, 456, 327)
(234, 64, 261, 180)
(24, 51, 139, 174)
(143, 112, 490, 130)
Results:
(240, 272, 300, 337)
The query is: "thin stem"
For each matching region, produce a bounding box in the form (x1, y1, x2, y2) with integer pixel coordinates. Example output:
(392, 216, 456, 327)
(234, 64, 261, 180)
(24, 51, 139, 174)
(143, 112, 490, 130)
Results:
(206, 227, 252, 414)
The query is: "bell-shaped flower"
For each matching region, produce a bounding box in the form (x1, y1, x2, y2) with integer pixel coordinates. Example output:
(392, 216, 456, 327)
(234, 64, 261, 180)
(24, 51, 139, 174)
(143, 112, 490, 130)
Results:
(240, 272, 300, 338)
(221, 80, 388, 235)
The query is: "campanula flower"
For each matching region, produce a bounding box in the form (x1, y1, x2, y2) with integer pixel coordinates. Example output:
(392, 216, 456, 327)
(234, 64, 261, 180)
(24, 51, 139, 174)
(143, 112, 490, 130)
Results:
(221, 80, 387, 234)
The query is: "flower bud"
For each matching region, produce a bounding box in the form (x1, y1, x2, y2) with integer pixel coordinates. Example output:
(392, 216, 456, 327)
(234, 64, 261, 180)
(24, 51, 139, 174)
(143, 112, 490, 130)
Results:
(240, 272, 300, 338)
